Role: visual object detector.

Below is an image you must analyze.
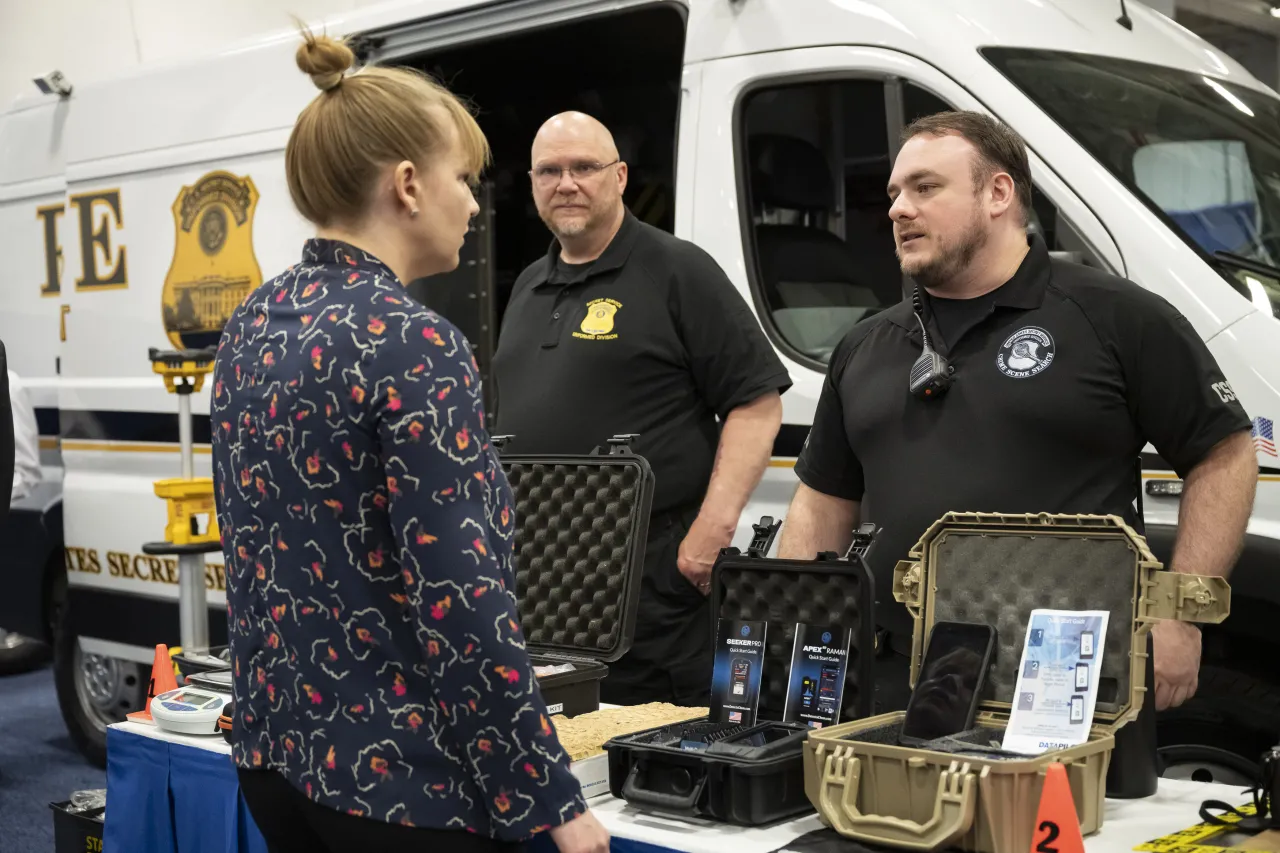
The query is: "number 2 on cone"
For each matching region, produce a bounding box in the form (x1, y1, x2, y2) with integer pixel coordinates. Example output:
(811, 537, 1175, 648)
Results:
(1036, 820, 1061, 853)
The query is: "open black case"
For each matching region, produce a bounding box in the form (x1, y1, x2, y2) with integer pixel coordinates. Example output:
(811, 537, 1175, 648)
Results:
(498, 434, 654, 718)
(177, 435, 653, 723)
(603, 521, 878, 826)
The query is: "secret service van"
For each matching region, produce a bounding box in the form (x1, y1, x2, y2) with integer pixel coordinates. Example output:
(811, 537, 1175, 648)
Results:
(1, 0, 1277, 780)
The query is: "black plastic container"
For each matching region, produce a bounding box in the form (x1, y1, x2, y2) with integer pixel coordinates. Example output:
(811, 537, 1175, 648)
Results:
(50, 800, 105, 853)
(176, 437, 653, 721)
(501, 435, 654, 717)
(604, 522, 878, 825)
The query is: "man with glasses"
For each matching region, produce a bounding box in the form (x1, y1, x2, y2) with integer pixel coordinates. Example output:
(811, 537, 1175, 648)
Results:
(492, 112, 792, 707)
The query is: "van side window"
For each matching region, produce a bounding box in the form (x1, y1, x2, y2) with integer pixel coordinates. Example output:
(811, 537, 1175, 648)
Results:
(741, 80, 901, 365)
(739, 80, 1107, 366)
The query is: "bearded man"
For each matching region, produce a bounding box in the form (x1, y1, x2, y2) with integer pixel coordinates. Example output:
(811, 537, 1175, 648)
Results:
(775, 110, 1257, 717)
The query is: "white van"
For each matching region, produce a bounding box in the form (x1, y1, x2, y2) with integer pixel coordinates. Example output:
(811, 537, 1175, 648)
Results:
(1, 0, 1276, 779)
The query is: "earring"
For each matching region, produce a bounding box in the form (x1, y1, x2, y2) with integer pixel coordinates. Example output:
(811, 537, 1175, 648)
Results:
(410, 208, 419, 218)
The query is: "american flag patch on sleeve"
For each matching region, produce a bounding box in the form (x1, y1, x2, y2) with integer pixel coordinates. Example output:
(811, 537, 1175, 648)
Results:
(1251, 417, 1276, 457)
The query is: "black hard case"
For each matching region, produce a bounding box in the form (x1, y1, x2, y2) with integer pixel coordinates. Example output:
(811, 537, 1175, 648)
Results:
(604, 523, 878, 825)
(177, 438, 653, 722)
(499, 435, 654, 718)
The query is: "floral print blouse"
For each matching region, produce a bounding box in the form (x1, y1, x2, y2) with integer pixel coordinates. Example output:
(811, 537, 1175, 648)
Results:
(211, 238, 585, 840)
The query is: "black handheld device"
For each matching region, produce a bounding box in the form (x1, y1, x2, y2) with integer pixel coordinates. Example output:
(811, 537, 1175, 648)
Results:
(908, 285, 954, 400)
(898, 621, 997, 746)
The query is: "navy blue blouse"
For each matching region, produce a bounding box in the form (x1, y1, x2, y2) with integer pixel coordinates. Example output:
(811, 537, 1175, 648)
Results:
(211, 238, 585, 840)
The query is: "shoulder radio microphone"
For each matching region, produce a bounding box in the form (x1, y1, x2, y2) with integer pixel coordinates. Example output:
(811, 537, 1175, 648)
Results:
(909, 285, 954, 400)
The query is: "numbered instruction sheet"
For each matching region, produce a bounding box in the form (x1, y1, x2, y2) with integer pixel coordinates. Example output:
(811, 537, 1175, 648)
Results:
(1002, 609, 1110, 755)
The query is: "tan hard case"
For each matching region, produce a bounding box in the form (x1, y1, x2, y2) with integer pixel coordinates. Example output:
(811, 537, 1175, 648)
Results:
(802, 512, 1230, 853)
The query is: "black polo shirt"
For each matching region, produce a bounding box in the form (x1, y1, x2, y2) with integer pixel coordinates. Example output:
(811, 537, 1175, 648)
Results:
(493, 209, 792, 514)
(796, 235, 1251, 652)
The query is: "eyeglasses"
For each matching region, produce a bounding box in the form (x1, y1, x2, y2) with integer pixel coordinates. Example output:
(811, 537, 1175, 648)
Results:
(529, 160, 619, 187)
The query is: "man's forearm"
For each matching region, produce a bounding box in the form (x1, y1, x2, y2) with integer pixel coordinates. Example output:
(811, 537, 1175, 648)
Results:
(697, 392, 783, 530)
(777, 484, 860, 559)
(1170, 430, 1257, 578)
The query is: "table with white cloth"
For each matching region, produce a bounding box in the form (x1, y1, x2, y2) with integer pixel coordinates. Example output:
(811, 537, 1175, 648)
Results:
(102, 719, 1247, 853)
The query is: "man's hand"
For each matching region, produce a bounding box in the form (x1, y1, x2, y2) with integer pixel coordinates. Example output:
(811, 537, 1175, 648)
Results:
(678, 514, 735, 595)
(549, 810, 609, 853)
(1152, 619, 1201, 710)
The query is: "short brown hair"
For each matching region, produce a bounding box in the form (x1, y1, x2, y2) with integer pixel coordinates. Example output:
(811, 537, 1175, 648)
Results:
(285, 30, 491, 228)
(901, 111, 1032, 221)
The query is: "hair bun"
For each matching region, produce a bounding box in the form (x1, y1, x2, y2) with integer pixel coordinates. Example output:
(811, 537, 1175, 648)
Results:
(296, 32, 355, 92)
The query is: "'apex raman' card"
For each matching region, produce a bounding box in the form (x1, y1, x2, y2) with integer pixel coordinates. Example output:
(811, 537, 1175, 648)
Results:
(783, 623, 852, 728)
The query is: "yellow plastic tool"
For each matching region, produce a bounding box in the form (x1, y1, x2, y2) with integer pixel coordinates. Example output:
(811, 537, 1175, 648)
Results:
(149, 349, 215, 394)
(152, 477, 220, 547)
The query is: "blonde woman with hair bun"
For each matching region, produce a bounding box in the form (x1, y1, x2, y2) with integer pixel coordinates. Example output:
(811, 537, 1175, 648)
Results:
(210, 28, 608, 853)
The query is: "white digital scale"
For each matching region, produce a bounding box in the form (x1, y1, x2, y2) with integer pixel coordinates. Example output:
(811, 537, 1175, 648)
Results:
(150, 670, 233, 736)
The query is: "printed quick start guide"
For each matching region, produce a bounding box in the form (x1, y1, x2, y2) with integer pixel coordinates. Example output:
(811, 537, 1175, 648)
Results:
(711, 619, 767, 724)
(1002, 609, 1110, 754)
(783, 624, 852, 728)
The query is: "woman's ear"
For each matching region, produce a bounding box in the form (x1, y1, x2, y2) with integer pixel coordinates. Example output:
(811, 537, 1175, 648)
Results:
(392, 160, 420, 218)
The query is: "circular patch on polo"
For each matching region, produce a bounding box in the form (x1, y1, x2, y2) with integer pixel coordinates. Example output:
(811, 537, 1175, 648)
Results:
(997, 326, 1056, 378)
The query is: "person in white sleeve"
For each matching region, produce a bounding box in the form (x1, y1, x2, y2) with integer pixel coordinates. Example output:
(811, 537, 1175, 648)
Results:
(0, 368, 47, 675)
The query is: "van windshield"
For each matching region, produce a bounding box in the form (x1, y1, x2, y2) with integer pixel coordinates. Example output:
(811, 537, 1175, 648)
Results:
(984, 47, 1280, 316)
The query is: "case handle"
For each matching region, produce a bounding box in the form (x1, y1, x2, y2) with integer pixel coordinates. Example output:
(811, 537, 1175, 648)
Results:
(819, 751, 977, 850)
(621, 760, 707, 815)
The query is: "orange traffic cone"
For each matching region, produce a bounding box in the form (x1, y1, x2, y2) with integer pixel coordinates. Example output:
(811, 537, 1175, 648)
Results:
(125, 644, 180, 724)
(1029, 763, 1085, 853)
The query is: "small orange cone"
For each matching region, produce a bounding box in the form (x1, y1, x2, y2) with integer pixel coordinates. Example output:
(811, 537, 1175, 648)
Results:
(1029, 763, 1085, 853)
(125, 644, 180, 724)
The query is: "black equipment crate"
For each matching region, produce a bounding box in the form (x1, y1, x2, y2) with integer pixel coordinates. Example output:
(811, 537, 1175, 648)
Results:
(174, 436, 654, 721)
(604, 521, 878, 825)
(500, 434, 654, 718)
(50, 800, 105, 853)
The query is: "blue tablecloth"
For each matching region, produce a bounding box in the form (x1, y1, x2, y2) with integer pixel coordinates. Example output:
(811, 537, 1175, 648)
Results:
(103, 725, 268, 853)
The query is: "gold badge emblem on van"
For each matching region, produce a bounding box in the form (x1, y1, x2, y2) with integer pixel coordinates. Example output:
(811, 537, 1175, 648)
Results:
(574, 298, 621, 340)
(161, 171, 263, 349)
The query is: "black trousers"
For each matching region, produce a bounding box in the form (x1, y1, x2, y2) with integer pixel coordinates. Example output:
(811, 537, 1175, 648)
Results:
(600, 507, 713, 707)
(238, 769, 524, 853)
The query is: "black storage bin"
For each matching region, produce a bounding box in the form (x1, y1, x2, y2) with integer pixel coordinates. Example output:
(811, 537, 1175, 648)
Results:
(176, 437, 654, 721)
(501, 434, 654, 717)
(604, 522, 878, 825)
(50, 800, 105, 853)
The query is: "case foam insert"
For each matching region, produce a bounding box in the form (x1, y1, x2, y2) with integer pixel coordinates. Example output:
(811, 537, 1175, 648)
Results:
(840, 722, 1028, 760)
(719, 564, 871, 721)
(931, 531, 1135, 715)
(506, 460, 643, 657)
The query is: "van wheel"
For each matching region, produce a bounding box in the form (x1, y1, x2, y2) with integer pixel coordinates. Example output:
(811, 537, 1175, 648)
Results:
(53, 596, 147, 768)
(1157, 664, 1280, 787)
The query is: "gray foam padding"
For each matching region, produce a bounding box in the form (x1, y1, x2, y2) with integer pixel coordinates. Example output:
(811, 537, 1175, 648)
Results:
(719, 564, 873, 721)
(841, 722, 1006, 747)
(506, 461, 644, 658)
(930, 532, 1136, 714)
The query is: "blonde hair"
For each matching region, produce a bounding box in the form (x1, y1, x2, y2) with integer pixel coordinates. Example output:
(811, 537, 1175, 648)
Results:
(286, 29, 491, 228)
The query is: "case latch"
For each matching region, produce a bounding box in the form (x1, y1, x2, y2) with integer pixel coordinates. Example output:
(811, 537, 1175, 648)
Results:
(606, 434, 640, 455)
(844, 523, 880, 562)
(893, 560, 924, 611)
(1141, 571, 1231, 625)
(747, 516, 781, 558)
(491, 434, 514, 452)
